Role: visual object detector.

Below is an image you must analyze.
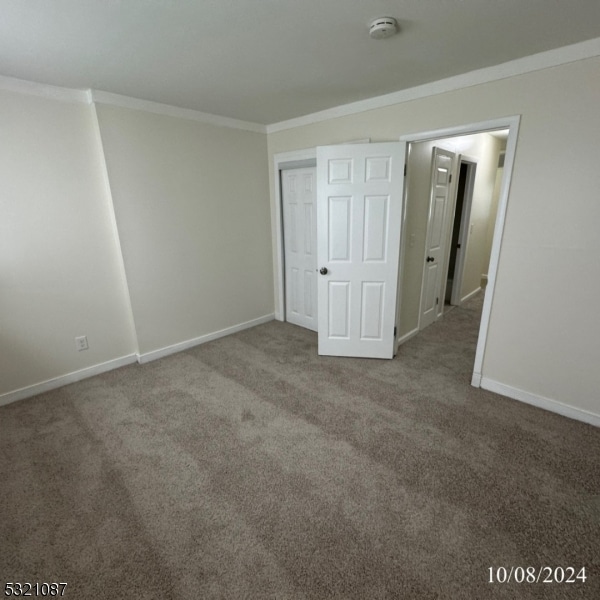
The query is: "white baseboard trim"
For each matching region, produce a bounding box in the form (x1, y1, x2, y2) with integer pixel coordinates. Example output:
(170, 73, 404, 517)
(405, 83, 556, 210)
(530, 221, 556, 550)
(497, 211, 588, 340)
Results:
(0, 354, 138, 407)
(397, 327, 420, 346)
(471, 372, 482, 387)
(480, 377, 600, 428)
(137, 314, 276, 364)
(461, 287, 482, 304)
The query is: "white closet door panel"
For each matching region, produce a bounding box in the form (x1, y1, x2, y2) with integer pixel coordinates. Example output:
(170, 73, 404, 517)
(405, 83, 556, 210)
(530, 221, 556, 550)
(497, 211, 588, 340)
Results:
(282, 167, 318, 331)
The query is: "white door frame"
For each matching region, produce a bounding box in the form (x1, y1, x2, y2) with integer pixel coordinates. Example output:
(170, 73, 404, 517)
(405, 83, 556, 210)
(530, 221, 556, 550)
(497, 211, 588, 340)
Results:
(399, 115, 521, 388)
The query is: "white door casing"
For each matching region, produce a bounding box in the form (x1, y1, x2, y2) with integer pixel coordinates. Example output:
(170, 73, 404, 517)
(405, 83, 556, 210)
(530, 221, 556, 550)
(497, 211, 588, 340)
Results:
(317, 142, 405, 359)
(281, 167, 318, 331)
(419, 147, 455, 330)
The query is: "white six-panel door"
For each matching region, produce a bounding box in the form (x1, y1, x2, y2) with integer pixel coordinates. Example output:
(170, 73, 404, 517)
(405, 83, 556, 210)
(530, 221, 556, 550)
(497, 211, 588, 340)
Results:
(419, 147, 455, 330)
(281, 167, 318, 331)
(316, 143, 405, 359)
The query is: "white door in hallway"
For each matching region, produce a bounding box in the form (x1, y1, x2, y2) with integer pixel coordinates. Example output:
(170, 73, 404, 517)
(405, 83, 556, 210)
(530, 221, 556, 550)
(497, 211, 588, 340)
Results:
(420, 147, 455, 330)
(316, 142, 405, 358)
(281, 167, 318, 331)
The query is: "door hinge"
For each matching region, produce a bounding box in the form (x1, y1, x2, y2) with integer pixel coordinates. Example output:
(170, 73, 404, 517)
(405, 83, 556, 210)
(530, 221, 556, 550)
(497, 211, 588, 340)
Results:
(449, 173, 452, 183)
(394, 326, 397, 337)
(436, 297, 439, 305)
(404, 163, 407, 177)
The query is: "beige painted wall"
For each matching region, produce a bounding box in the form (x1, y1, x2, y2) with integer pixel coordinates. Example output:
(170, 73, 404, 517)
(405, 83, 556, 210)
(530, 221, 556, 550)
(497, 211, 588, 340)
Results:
(267, 56, 600, 417)
(95, 104, 274, 356)
(454, 133, 502, 300)
(0, 90, 135, 397)
(482, 158, 506, 278)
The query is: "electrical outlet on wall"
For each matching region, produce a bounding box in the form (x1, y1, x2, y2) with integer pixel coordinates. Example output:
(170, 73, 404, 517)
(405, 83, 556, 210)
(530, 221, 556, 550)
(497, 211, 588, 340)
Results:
(75, 336, 89, 351)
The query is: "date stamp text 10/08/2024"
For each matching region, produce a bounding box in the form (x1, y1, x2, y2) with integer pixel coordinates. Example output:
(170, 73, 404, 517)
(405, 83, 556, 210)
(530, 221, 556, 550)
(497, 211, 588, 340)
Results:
(488, 567, 587, 584)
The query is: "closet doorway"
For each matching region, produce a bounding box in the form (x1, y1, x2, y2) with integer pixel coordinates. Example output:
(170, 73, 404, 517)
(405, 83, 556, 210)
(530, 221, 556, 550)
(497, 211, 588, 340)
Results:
(280, 165, 318, 331)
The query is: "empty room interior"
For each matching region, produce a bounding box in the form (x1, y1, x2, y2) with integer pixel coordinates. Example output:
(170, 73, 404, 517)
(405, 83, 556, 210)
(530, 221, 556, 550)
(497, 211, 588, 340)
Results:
(1, 2, 599, 598)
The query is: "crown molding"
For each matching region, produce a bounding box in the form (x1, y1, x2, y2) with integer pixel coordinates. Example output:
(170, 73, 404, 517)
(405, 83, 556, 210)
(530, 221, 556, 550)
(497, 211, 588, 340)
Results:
(0, 75, 266, 133)
(90, 90, 266, 133)
(266, 37, 600, 134)
(2, 36, 598, 134)
(0, 74, 89, 104)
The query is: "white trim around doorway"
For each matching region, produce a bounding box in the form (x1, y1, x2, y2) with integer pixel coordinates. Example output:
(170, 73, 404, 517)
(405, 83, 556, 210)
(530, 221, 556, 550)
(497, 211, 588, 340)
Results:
(399, 115, 521, 389)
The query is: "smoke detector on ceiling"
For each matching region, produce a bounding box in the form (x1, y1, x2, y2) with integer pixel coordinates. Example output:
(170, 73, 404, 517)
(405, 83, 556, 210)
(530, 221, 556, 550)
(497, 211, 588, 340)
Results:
(369, 17, 398, 40)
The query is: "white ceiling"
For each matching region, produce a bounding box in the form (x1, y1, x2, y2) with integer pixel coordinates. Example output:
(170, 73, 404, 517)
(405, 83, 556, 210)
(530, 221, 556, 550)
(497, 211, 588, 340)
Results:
(2, 1, 600, 125)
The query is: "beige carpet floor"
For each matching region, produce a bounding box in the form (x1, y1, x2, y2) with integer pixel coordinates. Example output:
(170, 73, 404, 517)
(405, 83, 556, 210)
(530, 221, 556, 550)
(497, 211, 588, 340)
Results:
(1, 294, 599, 599)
